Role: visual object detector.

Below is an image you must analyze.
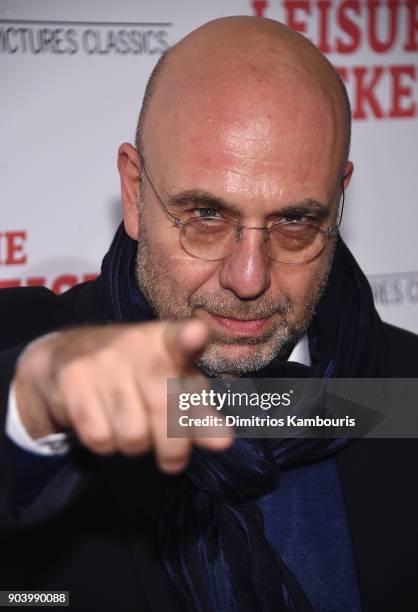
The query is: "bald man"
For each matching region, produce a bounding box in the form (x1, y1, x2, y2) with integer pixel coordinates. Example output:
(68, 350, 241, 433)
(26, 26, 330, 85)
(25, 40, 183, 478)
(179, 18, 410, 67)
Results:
(1, 16, 418, 612)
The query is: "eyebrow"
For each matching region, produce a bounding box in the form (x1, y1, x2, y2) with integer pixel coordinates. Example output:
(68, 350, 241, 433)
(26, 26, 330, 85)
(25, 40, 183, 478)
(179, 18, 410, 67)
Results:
(166, 189, 330, 220)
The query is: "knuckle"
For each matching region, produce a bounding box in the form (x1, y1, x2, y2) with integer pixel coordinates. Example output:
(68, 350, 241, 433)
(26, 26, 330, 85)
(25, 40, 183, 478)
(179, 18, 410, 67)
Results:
(148, 354, 170, 378)
(55, 360, 87, 388)
(67, 402, 91, 427)
(94, 346, 118, 367)
(107, 389, 131, 418)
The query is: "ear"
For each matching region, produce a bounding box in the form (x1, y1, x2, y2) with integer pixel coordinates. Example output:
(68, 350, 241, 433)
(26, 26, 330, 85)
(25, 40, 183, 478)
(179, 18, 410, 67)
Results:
(342, 160, 354, 190)
(117, 143, 141, 240)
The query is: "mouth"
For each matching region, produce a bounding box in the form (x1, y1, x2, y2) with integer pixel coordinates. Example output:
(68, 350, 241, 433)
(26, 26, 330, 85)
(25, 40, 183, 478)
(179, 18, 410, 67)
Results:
(207, 313, 272, 337)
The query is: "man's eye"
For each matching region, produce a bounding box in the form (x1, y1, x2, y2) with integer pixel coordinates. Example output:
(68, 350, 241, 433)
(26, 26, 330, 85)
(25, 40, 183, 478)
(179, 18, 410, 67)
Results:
(280, 216, 315, 224)
(192, 208, 222, 218)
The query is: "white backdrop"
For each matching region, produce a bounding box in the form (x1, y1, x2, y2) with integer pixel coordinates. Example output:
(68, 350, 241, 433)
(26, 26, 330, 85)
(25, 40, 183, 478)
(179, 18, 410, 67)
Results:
(1, 0, 417, 332)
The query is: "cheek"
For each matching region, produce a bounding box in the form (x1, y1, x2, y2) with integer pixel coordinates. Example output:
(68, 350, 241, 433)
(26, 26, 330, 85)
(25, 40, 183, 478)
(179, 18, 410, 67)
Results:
(270, 253, 331, 310)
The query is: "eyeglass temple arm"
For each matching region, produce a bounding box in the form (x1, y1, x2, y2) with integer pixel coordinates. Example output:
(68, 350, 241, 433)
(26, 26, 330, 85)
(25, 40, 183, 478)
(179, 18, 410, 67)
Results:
(327, 182, 345, 234)
(138, 152, 181, 223)
(336, 181, 345, 228)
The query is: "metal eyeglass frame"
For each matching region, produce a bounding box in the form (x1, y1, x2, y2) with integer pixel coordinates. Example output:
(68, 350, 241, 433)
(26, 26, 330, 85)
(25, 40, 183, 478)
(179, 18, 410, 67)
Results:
(138, 152, 345, 264)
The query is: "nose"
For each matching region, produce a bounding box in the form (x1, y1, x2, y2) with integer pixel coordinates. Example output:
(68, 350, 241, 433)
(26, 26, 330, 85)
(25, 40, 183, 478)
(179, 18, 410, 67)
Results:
(218, 227, 271, 299)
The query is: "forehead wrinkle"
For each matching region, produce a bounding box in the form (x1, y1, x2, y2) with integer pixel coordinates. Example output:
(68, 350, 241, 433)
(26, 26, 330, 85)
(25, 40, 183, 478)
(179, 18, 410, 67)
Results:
(167, 75, 340, 177)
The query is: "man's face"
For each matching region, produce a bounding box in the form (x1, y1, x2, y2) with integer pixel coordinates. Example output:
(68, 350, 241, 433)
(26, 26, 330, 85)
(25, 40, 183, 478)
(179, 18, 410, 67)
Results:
(129, 64, 350, 377)
(136, 222, 333, 376)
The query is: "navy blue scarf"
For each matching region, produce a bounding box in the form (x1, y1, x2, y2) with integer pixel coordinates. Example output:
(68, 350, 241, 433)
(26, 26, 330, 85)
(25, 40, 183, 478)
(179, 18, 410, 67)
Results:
(101, 223, 389, 611)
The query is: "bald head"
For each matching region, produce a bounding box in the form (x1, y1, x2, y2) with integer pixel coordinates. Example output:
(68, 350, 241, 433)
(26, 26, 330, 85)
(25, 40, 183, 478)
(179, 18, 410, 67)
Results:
(136, 16, 351, 168)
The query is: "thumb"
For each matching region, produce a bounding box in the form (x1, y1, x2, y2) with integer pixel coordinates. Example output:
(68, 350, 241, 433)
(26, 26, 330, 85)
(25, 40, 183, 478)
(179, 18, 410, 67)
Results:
(164, 320, 210, 368)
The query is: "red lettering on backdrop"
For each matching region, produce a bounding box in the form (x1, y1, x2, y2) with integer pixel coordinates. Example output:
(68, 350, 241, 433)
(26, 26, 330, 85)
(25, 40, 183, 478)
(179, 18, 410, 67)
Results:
(0, 230, 99, 292)
(405, 0, 418, 50)
(352, 66, 385, 119)
(317, 1, 332, 52)
(339, 64, 417, 119)
(368, 0, 399, 53)
(389, 65, 417, 117)
(0, 273, 98, 293)
(26, 277, 46, 287)
(0, 231, 27, 265)
(253, 0, 418, 55)
(83, 274, 98, 283)
(252, 0, 269, 17)
(52, 275, 79, 294)
(336, 0, 361, 53)
(0, 279, 20, 289)
(283, 1, 312, 34)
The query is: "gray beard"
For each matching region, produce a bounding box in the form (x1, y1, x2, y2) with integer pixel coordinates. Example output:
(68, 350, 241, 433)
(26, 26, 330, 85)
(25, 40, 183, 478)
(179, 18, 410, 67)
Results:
(136, 227, 334, 376)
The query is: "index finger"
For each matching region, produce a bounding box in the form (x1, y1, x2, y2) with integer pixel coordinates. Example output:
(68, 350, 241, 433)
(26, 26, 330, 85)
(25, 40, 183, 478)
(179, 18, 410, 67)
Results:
(163, 320, 210, 370)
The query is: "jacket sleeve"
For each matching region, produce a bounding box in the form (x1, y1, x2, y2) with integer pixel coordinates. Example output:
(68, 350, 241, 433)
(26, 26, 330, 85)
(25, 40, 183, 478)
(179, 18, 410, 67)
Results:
(0, 284, 103, 534)
(0, 342, 94, 535)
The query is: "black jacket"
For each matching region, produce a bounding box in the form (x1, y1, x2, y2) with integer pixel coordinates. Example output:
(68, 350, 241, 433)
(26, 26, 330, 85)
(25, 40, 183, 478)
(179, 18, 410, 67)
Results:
(0, 279, 417, 612)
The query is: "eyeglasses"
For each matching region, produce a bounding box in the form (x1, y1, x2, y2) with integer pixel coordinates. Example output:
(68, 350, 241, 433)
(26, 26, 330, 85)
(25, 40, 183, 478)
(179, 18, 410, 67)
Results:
(139, 153, 344, 265)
